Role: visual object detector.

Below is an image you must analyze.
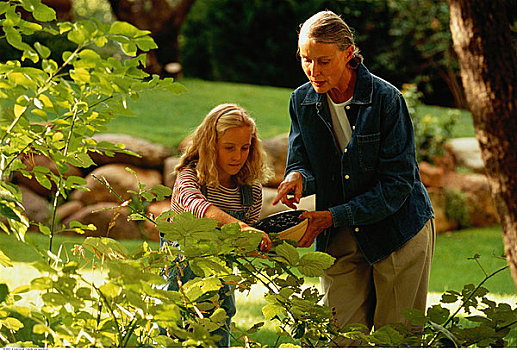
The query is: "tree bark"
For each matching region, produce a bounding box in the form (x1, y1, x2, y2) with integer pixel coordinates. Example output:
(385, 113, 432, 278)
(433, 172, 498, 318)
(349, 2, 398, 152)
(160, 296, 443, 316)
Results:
(447, 0, 517, 288)
(107, 0, 196, 76)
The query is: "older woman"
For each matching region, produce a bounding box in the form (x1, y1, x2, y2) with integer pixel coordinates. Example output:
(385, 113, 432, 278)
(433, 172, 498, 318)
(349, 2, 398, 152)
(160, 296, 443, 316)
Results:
(273, 10, 435, 344)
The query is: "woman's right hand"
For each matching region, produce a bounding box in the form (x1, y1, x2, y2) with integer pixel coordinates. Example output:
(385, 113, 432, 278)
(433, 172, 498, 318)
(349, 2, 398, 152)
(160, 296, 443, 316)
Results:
(272, 171, 303, 209)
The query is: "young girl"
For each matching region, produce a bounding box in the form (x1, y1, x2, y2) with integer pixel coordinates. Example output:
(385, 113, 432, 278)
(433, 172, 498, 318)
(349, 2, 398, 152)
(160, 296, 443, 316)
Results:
(161, 103, 271, 346)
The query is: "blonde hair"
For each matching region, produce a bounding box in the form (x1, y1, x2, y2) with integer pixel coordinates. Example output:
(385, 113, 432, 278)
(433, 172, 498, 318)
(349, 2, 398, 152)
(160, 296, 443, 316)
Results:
(176, 103, 271, 187)
(298, 10, 363, 66)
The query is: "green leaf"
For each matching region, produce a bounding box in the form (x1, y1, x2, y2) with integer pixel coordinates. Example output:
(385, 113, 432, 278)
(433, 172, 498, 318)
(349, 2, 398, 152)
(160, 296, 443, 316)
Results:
(427, 304, 450, 325)
(3, 317, 25, 331)
(0, 283, 9, 303)
(42, 291, 69, 305)
(297, 252, 335, 277)
(0, 201, 20, 221)
(34, 41, 51, 59)
(441, 291, 459, 303)
(0, 250, 13, 268)
(4, 26, 29, 51)
(21, 0, 56, 22)
(109, 21, 139, 37)
(401, 308, 428, 326)
(99, 282, 122, 299)
(70, 68, 91, 84)
(34, 173, 52, 190)
(151, 184, 172, 201)
(275, 242, 299, 265)
(158, 212, 218, 238)
(0, 2, 10, 15)
(135, 36, 157, 51)
(38, 223, 51, 236)
(209, 308, 227, 326)
(262, 303, 284, 319)
(371, 325, 403, 346)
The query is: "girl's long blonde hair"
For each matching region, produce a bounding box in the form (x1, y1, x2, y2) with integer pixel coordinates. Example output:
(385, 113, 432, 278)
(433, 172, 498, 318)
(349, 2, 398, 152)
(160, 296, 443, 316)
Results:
(176, 103, 271, 187)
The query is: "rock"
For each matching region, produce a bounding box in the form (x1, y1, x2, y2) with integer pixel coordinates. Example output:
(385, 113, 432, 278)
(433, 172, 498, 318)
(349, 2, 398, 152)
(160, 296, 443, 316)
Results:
(441, 172, 499, 227)
(19, 185, 50, 224)
(62, 202, 142, 240)
(14, 154, 83, 197)
(177, 135, 192, 155)
(90, 134, 172, 169)
(56, 200, 84, 221)
(144, 200, 171, 241)
(262, 134, 289, 187)
(446, 137, 484, 172)
(427, 188, 460, 233)
(70, 163, 162, 205)
(163, 157, 180, 188)
(260, 187, 315, 219)
(419, 161, 445, 188)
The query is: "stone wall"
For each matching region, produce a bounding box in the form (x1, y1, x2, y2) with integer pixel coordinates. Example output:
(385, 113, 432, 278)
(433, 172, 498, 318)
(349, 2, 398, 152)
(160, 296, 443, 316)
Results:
(12, 134, 498, 241)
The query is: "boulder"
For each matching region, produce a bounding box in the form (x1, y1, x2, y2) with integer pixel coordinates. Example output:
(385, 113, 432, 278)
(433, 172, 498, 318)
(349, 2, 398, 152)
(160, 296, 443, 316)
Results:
(427, 187, 460, 233)
(441, 172, 499, 227)
(62, 202, 142, 240)
(419, 161, 445, 188)
(56, 200, 84, 222)
(262, 134, 288, 187)
(70, 163, 162, 205)
(14, 154, 83, 197)
(19, 185, 51, 224)
(90, 134, 172, 169)
(163, 156, 180, 188)
(260, 187, 315, 219)
(445, 137, 484, 172)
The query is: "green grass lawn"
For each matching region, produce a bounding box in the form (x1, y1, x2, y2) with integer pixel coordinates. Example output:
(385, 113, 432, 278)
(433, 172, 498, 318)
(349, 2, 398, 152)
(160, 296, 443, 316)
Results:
(104, 77, 476, 153)
(105, 78, 294, 154)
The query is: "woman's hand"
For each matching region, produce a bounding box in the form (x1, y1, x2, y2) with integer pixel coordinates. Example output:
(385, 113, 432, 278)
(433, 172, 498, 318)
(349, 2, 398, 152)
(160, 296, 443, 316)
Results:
(273, 171, 303, 209)
(298, 210, 333, 248)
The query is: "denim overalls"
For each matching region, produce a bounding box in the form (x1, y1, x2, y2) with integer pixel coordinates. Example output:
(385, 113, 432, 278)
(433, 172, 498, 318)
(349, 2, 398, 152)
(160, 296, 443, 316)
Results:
(159, 183, 253, 347)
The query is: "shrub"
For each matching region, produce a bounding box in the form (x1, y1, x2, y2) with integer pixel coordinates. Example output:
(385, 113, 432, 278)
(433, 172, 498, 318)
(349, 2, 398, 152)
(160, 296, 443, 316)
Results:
(403, 83, 458, 164)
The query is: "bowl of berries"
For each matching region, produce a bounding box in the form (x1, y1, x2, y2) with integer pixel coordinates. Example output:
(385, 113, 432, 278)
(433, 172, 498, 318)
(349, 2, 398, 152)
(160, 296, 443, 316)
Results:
(252, 210, 308, 242)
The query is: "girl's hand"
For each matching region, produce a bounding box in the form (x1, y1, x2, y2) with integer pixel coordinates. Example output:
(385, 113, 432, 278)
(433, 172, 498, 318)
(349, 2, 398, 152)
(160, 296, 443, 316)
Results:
(242, 225, 271, 253)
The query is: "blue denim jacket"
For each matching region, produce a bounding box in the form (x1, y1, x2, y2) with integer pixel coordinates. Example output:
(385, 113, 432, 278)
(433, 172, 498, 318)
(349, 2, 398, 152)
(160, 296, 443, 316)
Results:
(286, 64, 434, 264)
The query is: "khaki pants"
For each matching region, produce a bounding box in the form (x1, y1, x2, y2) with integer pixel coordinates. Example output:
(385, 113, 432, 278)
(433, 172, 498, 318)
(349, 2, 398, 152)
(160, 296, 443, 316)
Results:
(320, 218, 435, 346)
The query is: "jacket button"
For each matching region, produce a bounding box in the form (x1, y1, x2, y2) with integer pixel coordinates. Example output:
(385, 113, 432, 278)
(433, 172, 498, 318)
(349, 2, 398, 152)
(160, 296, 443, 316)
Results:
(345, 105, 351, 110)
(352, 126, 356, 130)
(355, 227, 360, 232)
(345, 174, 350, 180)
(344, 148, 348, 153)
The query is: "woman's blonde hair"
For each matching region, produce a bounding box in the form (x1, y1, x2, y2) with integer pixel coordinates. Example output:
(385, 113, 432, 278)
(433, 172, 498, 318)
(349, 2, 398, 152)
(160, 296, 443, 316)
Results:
(176, 103, 271, 187)
(298, 10, 364, 66)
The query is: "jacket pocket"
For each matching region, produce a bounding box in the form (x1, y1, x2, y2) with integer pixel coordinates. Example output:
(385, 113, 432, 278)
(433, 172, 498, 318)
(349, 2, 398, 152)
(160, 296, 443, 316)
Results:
(357, 133, 380, 172)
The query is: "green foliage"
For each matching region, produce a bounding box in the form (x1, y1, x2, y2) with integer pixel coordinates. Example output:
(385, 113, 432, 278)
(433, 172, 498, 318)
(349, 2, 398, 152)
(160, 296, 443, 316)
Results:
(403, 83, 457, 163)
(181, 0, 395, 89)
(342, 264, 517, 347)
(0, 0, 184, 243)
(444, 188, 470, 228)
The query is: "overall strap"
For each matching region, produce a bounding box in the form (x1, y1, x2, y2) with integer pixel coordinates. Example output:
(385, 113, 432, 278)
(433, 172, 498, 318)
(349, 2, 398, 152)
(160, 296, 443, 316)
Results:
(240, 184, 253, 207)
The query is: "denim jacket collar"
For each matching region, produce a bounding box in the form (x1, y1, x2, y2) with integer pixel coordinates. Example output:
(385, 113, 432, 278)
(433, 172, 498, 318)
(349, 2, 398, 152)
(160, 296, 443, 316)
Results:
(300, 63, 373, 106)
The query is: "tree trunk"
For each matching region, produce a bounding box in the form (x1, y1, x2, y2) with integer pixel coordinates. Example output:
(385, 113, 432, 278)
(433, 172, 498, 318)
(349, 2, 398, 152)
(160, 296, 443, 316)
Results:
(107, 0, 196, 76)
(447, 0, 517, 288)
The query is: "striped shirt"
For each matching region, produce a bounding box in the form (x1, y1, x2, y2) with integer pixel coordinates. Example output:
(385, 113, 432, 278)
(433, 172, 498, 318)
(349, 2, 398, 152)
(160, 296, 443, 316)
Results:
(170, 167, 262, 224)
